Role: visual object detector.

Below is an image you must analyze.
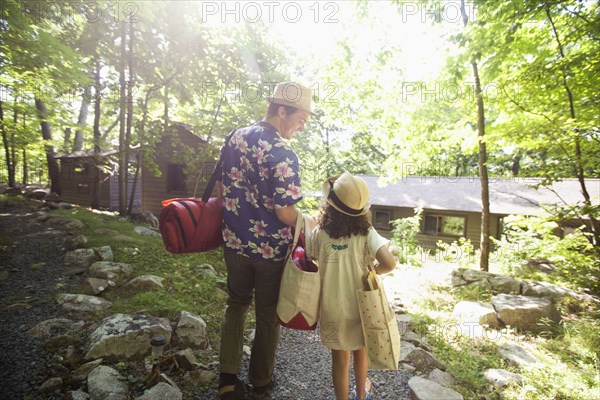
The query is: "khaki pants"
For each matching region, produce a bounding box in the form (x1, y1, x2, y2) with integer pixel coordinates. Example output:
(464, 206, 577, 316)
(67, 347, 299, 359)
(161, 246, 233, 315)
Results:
(219, 252, 285, 387)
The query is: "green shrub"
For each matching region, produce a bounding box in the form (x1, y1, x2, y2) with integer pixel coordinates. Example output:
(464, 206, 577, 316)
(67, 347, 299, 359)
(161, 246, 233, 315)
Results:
(491, 214, 599, 295)
(390, 207, 427, 266)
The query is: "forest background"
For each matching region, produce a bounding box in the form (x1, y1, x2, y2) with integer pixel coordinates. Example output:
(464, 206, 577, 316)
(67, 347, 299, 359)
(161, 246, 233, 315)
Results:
(1, 1, 599, 399)
(3, 0, 599, 269)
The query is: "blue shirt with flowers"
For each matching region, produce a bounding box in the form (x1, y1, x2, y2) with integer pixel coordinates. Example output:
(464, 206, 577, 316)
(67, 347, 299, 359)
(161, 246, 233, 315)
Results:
(219, 121, 302, 261)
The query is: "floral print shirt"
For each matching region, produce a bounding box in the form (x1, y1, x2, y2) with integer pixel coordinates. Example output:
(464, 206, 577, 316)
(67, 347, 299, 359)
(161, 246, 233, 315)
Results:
(219, 121, 302, 261)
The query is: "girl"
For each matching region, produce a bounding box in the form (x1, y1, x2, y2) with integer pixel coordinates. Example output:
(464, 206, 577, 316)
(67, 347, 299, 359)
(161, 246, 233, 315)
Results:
(309, 172, 396, 400)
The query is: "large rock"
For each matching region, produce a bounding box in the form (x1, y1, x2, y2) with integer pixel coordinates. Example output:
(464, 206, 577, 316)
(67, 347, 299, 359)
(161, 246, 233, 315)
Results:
(81, 278, 111, 296)
(64, 249, 98, 268)
(73, 359, 103, 382)
(453, 301, 501, 336)
(46, 216, 85, 233)
(27, 318, 76, 338)
(499, 343, 542, 367)
(176, 311, 208, 349)
(520, 281, 594, 302)
(56, 293, 112, 313)
(399, 341, 416, 361)
(95, 246, 114, 262)
(38, 377, 63, 394)
(488, 275, 522, 294)
(460, 268, 491, 283)
(87, 365, 129, 400)
(396, 314, 413, 334)
(492, 294, 561, 333)
(86, 314, 172, 361)
(89, 261, 134, 280)
(124, 275, 164, 291)
(428, 368, 456, 387)
(64, 234, 88, 250)
(133, 226, 161, 237)
(135, 382, 182, 400)
(408, 376, 463, 400)
(403, 348, 445, 372)
(184, 369, 217, 386)
(483, 368, 523, 389)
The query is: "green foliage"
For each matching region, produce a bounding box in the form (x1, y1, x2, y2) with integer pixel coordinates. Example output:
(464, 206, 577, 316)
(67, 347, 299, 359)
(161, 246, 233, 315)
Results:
(52, 206, 228, 346)
(436, 237, 477, 268)
(491, 214, 599, 295)
(390, 208, 426, 266)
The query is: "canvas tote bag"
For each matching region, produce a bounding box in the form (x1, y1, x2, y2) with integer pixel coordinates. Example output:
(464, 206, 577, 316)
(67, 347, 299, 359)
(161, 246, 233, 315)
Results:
(356, 246, 401, 370)
(276, 210, 321, 330)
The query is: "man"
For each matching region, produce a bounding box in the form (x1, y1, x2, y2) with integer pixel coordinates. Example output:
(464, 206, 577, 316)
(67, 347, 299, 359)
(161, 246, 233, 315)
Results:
(217, 82, 314, 399)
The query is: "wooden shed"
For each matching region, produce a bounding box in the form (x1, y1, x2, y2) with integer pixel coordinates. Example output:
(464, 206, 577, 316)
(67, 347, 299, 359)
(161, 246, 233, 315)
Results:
(57, 123, 216, 214)
(140, 123, 215, 215)
(56, 149, 117, 209)
(361, 175, 599, 250)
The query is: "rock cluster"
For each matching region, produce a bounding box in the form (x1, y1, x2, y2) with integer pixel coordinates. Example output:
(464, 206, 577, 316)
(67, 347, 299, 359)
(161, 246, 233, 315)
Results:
(24, 209, 213, 399)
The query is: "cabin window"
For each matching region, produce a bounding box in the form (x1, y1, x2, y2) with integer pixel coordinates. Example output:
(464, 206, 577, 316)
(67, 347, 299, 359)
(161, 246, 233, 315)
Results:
(373, 210, 391, 230)
(167, 164, 186, 193)
(423, 214, 465, 236)
(77, 183, 89, 194)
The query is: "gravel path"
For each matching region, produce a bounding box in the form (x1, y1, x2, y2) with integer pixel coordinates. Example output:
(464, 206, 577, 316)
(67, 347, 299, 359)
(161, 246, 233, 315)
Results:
(0, 202, 81, 400)
(200, 328, 413, 399)
(0, 201, 413, 399)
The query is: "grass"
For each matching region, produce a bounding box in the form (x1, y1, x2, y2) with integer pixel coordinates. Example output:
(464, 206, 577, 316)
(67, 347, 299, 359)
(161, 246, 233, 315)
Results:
(391, 261, 600, 400)
(6, 196, 599, 398)
(45, 205, 233, 363)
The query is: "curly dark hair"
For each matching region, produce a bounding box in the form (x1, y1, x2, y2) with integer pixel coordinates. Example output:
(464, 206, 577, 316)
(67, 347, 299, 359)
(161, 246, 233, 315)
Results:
(318, 201, 371, 239)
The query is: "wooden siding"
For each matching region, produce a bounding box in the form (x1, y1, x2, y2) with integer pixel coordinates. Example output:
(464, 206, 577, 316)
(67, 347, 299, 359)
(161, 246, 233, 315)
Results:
(59, 160, 110, 208)
(369, 206, 502, 251)
(141, 129, 211, 215)
(108, 174, 141, 212)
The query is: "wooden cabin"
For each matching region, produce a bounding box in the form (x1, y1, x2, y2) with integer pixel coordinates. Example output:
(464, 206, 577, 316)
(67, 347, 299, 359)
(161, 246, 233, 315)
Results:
(56, 149, 118, 209)
(140, 123, 215, 215)
(361, 175, 599, 251)
(57, 123, 217, 215)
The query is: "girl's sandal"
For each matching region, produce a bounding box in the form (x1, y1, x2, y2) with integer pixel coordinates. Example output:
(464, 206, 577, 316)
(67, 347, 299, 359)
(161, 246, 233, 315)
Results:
(353, 378, 373, 400)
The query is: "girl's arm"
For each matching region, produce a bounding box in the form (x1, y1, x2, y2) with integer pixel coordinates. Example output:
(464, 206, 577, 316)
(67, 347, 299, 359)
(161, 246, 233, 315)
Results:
(375, 244, 396, 275)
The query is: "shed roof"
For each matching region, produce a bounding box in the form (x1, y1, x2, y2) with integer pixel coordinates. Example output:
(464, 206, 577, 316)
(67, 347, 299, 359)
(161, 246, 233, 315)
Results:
(361, 176, 600, 215)
(56, 149, 117, 159)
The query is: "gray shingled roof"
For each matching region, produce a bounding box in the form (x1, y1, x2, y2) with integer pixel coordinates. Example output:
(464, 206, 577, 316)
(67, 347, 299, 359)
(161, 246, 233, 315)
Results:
(360, 176, 600, 216)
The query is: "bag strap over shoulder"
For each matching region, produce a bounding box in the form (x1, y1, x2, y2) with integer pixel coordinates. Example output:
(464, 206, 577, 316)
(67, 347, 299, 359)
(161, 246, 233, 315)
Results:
(201, 129, 237, 202)
(291, 209, 304, 249)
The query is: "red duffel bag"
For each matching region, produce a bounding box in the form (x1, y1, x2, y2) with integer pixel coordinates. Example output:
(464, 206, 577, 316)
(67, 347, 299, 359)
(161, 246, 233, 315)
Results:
(159, 196, 224, 253)
(159, 130, 234, 254)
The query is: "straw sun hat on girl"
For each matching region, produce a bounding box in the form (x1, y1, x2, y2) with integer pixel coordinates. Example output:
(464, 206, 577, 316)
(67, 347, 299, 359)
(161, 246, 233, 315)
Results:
(322, 172, 371, 217)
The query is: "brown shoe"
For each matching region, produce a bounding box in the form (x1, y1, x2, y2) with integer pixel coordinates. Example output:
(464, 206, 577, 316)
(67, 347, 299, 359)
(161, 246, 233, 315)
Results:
(252, 380, 275, 399)
(218, 381, 251, 400)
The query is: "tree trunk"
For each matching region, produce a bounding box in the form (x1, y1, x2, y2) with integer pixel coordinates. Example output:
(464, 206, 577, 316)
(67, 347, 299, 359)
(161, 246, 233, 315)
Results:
(1, 100, 15, 187)
(35, 97, 61, 195)
(461, 0, 490, 271)
(511, 154, 521, 177)
(72, 85, 90, 152)
(73, 129, 83, 151)
(91, 60, 102, 209)
(118, 22, 128, 215)
(11, 102, 17, 185)
(64, 128, 72, 152)
(473, 61, 490, 272)
(22, 148, 27, 185)
(126, 21, 136, 214)
(163, 86, 169, 131)
(545, 5, 600, 248)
